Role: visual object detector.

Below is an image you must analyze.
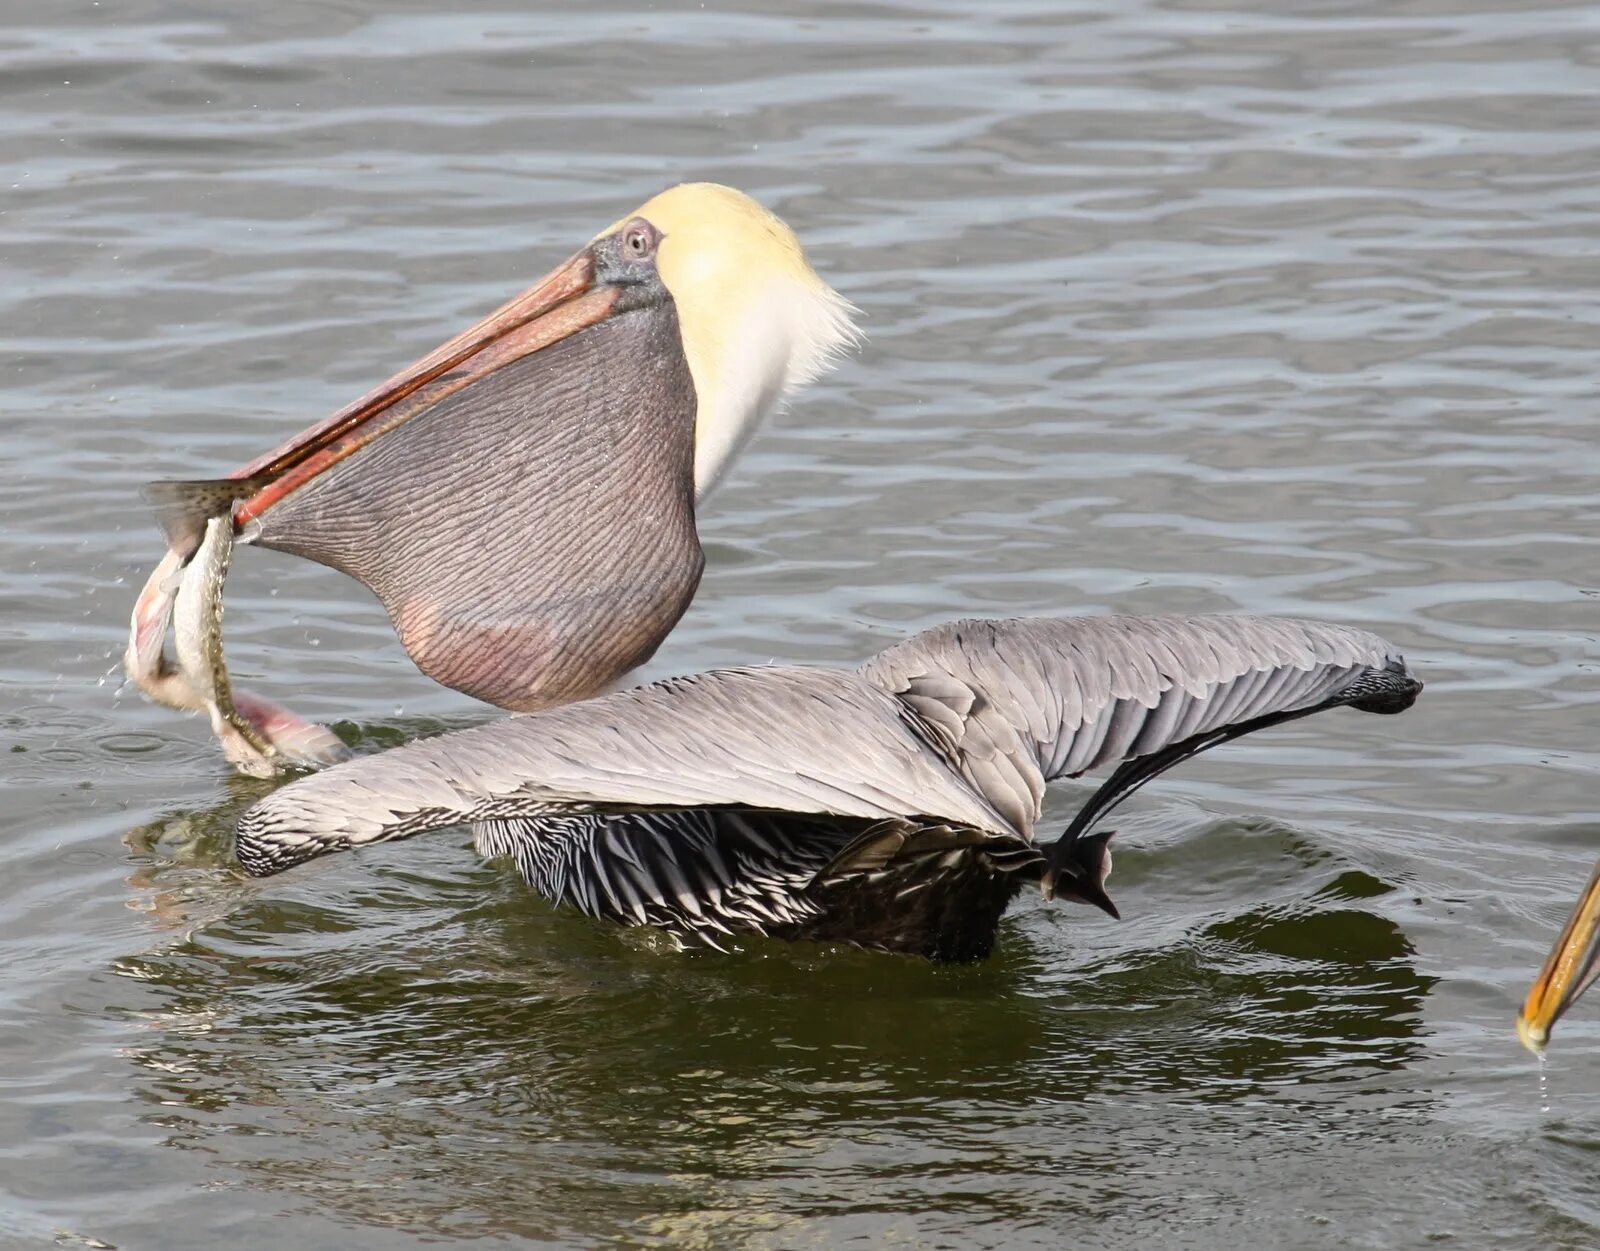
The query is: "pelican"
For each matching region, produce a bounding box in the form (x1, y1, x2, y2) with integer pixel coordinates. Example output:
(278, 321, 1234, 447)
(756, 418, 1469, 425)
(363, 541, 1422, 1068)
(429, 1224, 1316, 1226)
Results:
(235, 613, 1421, 962)
(124, 184, 858, 773)
(1517, 860, 1600, 1051)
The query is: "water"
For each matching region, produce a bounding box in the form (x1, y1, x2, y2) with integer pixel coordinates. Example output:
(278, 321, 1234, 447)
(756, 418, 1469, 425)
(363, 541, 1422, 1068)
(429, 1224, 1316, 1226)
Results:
(4, 0, 1599, 1245)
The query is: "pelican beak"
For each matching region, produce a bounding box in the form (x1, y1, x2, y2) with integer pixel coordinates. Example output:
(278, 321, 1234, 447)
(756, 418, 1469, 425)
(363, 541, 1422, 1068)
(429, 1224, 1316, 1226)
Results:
(1518, 861, 1600, 1053)
(145, 218, 665, 553)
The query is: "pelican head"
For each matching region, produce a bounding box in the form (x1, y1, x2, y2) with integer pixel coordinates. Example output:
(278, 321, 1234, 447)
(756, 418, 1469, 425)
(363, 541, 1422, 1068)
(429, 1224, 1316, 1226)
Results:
(131, 182, 859, 768)
(611, 183, 860, 496)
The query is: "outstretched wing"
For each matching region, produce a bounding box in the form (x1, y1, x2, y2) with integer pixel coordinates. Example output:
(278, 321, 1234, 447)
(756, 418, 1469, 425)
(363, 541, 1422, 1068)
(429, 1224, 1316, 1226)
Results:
(857, 614, 1420, 835)
(235, 666, 1011, 877)
(236, 613, 1419, 897)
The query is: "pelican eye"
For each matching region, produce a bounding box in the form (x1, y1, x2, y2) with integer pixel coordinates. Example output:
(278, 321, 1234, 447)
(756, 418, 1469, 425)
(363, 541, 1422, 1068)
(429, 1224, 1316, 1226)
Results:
(621, 218, 659, 261)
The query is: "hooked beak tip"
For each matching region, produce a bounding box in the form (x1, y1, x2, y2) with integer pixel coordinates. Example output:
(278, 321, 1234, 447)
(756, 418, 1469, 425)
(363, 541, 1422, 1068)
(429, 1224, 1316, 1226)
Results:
(1518, 861, 1600, 1053)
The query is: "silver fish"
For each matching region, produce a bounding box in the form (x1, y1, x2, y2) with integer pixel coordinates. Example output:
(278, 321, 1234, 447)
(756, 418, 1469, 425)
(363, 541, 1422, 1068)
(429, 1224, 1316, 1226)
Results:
(173, 517, 278, 777)
(125, 520, 350, 776)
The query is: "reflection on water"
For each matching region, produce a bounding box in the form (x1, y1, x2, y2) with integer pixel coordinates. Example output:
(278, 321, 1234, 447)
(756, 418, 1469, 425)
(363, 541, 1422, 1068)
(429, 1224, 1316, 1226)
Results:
(111, 818, 1433, 1244)
(6, 0, 1600, 1244)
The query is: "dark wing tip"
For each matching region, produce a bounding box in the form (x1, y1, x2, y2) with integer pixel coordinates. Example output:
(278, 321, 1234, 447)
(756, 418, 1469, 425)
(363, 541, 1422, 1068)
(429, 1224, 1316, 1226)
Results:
(233, 809, 320, 878)
(1042, 829, 1121, 918)
(1344, 658, 1423, 716)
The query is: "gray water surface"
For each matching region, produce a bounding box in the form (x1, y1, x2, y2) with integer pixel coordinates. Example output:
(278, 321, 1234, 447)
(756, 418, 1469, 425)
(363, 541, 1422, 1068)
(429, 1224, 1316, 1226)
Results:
(4, 1, 1600, 1246)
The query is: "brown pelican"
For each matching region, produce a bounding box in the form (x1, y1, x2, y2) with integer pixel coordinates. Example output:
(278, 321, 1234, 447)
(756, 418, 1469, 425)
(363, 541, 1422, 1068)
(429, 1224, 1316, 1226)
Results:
(125, 184, 858, 773)
(1517, 860, 1600, 1051)
(235, 613, 1421, 962)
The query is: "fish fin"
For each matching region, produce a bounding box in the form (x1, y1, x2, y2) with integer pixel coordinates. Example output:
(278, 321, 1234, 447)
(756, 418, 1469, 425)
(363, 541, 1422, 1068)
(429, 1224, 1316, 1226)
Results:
(231, 691, 353, 768)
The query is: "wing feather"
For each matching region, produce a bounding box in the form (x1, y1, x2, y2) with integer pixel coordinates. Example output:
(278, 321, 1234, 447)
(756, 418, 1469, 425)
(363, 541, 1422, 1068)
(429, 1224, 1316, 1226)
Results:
(858, 614, 1417, 826)
(237, 613, 1417, 881)
(236, 665, 1010, 876)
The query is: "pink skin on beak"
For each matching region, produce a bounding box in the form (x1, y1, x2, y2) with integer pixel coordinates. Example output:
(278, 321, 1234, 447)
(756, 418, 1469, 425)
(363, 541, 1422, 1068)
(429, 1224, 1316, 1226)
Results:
(127, 244, 626, 773)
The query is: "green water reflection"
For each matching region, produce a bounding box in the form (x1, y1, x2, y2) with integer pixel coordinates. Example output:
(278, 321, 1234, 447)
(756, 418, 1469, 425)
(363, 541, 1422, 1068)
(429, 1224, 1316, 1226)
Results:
(111, 802, 1435, 1243)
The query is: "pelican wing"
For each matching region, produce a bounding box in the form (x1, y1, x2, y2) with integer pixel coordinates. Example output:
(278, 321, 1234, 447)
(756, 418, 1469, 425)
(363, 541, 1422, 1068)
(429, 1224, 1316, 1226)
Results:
(253, 302, 704, 712)
(857, 615, 1419, 833)
(235, 666, 1011, 877)
(237, 613, 1419, 888)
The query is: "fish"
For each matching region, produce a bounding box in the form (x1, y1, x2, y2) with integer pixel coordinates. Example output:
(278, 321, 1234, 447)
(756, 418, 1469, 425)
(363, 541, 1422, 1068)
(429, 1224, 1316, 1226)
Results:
(172, 517, 279, 777)
(125, 517, 351, 777)
(144, 476, 272, 555)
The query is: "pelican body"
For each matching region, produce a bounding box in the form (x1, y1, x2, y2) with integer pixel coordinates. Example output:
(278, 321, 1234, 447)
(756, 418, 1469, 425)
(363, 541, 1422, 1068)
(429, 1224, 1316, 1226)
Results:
(236, 614, 1421, 962)
(125, 185, 857, 772)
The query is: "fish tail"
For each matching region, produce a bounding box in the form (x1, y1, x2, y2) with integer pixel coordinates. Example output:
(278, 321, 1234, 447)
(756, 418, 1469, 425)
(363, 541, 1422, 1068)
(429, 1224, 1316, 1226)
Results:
(142, 476, 265, 552)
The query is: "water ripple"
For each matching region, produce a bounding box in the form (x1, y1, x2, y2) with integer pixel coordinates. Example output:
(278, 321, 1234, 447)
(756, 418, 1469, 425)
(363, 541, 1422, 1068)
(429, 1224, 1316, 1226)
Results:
(3, 0, 1599, 1246)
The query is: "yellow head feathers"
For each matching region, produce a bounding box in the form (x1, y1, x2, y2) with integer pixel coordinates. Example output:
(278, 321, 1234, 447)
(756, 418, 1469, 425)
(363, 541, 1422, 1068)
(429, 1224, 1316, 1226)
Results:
(605, 183, 860, 498)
